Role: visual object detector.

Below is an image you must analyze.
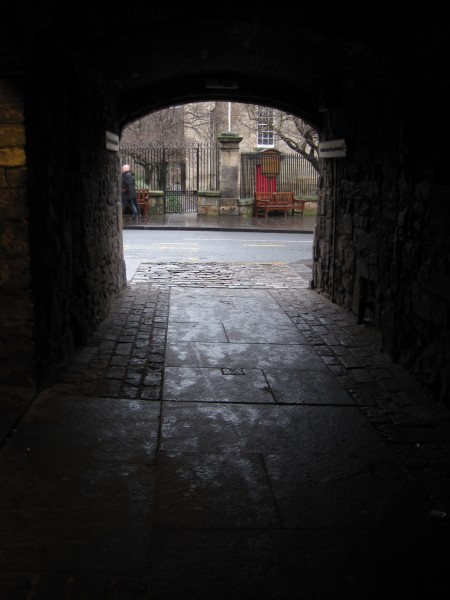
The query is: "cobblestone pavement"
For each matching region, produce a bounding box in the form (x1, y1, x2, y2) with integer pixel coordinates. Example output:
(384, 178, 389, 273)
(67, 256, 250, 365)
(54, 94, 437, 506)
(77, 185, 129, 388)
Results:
(2, 261, 450, 599)
(57, 262, 450, 506)
(131, 260, 312, 288)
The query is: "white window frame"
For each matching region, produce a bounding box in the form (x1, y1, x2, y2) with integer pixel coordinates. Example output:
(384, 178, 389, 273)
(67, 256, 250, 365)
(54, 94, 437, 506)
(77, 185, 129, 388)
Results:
(256, 107, 274, 148)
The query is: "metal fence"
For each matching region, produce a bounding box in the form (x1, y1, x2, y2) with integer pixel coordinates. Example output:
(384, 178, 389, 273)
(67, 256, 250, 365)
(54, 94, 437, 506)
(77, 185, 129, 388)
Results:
(120, 146, 319, 214)
(240, 152, 319, 198)
(120, 145, 220, 213)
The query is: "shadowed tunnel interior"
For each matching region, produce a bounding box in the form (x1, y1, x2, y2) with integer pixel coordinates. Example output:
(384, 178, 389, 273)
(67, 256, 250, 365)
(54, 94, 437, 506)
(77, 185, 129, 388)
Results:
(1, 2, 448, 401)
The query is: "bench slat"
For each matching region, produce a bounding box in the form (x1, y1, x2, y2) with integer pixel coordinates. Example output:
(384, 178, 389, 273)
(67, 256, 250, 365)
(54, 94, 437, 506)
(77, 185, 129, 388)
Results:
(254, 191, 304, 218)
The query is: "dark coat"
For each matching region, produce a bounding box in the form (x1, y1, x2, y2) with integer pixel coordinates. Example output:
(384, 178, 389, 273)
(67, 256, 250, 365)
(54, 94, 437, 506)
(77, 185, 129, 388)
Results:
(121, 171, 137, 202)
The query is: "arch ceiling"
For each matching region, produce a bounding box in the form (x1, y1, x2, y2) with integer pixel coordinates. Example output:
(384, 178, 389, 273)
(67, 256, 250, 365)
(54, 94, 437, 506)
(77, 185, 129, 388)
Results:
(8, 3, 444, 129)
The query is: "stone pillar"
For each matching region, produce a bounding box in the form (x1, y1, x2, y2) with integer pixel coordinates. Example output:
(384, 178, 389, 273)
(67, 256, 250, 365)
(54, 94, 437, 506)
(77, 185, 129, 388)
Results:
(198, 191, 221, 216)
(238, 197, 255, 218)
(217, 132, 242, 215)
(147, 190, 164, 215)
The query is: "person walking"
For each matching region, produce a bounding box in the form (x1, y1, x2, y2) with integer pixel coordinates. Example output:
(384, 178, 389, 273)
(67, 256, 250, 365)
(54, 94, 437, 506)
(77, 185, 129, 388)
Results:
(121, 164, 139, 221)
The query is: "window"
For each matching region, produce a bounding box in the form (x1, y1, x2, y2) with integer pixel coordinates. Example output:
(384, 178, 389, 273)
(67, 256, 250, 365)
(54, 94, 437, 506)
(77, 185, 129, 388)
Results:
(257, 107, 274, 147)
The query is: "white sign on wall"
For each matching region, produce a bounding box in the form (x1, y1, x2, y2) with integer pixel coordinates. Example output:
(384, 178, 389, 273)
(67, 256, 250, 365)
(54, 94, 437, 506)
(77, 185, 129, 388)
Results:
(318, 139, 346, 158)
(105, 131, 119, 152)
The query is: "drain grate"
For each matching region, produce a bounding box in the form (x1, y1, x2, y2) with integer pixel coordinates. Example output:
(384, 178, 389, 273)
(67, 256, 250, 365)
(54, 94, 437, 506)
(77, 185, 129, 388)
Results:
(222, 368, 245, 375)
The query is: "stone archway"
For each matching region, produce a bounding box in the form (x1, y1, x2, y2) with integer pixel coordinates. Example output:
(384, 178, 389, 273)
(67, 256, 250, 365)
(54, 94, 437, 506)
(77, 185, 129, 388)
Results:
(1, 4, 449, 404)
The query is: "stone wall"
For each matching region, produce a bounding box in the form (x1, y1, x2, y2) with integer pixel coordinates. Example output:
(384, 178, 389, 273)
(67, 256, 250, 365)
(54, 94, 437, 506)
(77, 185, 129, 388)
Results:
(0, 50, 125, 389)
(0, 81, 34, 385)
(313, 75, 450, 406)
(28, 61, 124, 387)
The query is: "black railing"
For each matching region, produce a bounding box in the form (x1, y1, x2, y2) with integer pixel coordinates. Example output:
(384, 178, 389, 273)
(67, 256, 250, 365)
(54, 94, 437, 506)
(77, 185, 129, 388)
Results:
(240, 152, 319, 198)
(120, 145, 318, 214)
(120, 145, 220, 213)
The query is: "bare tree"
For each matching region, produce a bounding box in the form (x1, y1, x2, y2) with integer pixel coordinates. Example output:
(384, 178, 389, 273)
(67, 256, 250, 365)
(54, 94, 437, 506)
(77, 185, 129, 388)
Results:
(121, 102, 319, 172)
(235, 105, 319, 172)
(274, 112, 319, 172)
(182, 102, 217, 144)
(121, 103, 222, 147)
(120, 106, 185, 147)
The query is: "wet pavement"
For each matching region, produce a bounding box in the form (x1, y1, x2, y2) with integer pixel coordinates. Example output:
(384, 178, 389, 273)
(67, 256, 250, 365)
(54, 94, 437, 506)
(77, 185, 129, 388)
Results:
(121, 211, 317, 233)
(1, 214, 450, 599)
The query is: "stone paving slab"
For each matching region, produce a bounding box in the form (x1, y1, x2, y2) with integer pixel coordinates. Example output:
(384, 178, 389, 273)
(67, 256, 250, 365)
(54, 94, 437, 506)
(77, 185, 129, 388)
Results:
(0, 386, 35, 442)
(154, 451, 280, 529)
(159, 402, 394, 456)
(2, 261, 450, 598)
(148, 528, 448, 600)
(154, 392, 434, 532)
(264, 367, 357, 405)
(0, 395, 159, 575)
(163, 366, 276, 404)
(0, 510, 153, 573)
(264, 451, 429, 529)
(1, 395, 160, 463)
(223, 320, 308, 343)
(167, 320, 229, 342)
(165, 340, 323, 369)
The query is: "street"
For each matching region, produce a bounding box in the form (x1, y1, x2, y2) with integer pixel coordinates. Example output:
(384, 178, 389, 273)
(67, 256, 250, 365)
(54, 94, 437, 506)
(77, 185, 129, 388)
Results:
(122, 229, 314, 281)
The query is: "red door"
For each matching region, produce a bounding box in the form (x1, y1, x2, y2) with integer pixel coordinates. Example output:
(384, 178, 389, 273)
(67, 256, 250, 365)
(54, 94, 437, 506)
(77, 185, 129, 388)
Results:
(256, 165, 277, 192)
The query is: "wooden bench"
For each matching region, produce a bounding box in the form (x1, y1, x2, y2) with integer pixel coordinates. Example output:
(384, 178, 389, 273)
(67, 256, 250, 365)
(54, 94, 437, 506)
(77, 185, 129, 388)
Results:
(136, 189, 149, 217)
(254, 191, 305, 218)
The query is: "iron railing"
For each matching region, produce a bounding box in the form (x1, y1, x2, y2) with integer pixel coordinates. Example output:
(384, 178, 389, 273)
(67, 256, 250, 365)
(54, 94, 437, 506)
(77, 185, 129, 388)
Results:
(120, 145, 220, 213)
(240, 152, 319, 198)
(120, 145, 318, 214)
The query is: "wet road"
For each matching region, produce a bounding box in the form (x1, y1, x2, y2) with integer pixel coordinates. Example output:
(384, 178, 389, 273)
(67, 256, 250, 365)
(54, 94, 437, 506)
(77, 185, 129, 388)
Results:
(122, 229, 314, 280)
